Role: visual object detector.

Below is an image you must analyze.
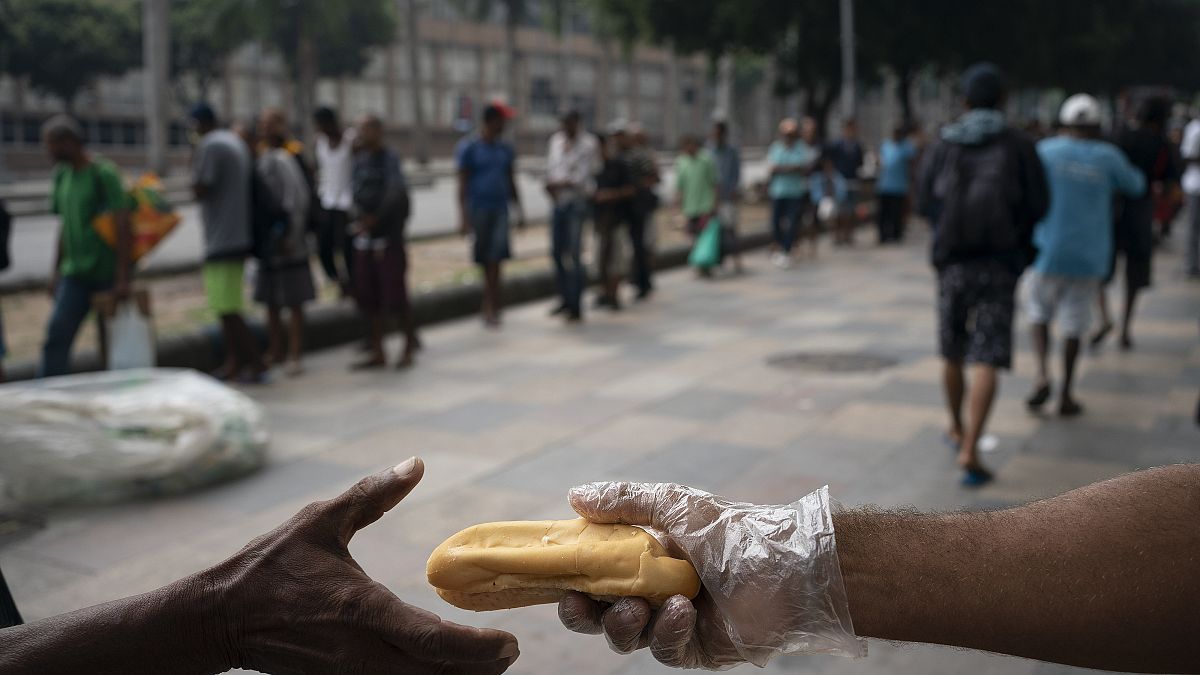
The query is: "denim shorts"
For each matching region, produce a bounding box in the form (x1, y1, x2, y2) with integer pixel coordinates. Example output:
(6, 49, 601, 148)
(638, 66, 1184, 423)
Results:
(471, 206, 511, 264)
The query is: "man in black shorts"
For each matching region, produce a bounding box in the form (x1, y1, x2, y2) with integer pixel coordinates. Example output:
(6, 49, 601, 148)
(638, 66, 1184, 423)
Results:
(1095, 97, 1180, 351)
(918, 64, 1049, 486)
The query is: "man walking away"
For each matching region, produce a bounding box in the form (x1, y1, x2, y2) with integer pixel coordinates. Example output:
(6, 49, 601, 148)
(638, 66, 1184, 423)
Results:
(350, 115, 419, 370)
(826, 118, 865, 245)
(675, 135, 719, 276)
(1026, 94, 1145, 417)
(313, 107, 356, 296)
(1093, 97, 1180, 350)
(255, 108, 316, 377)
(1180, 110, 1200, 279)
(917, 63, 1049, 486)
(622, 123, 660, 300)
(592, 132, 636, 310)
(709, 119, 743, 272)
(545, 110, 598, 322)
(877, 124, 918, 243)
(766, 118, 817, 268)
(190, 103, 267, 383)
(456, 103, 524, 328)
(39, 115, 133, 378)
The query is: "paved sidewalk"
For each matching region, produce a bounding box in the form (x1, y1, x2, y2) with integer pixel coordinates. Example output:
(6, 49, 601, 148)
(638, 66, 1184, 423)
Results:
(1, 232, 1197, 674)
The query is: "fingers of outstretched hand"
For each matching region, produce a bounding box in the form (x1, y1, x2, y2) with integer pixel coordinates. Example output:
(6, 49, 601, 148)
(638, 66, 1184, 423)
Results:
(382, 599, 519, 664)
(325, 458, 425, 543)
(601, 597, 652, 654)
(558, 592, 605, 635)
(649, 595, 701, 669)
(567, 482, 677, 529)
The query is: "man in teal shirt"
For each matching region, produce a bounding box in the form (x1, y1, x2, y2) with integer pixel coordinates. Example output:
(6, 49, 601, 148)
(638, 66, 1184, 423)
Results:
(767, 117, 819, 266)
(1025, 94, 1145, 417)
(675, 135, 717, 232)
(40, 115, 133, 377)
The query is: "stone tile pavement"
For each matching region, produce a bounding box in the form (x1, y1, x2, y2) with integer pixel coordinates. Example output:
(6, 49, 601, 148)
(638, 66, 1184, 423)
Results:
(1, 231, 1197, 674)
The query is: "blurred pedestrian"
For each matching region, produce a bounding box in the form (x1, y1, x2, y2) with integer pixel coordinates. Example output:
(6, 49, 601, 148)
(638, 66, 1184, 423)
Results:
(795, 117, 823, 258)
(1183, 111, 1200, 278)
(917, 63, 1049, 486)
(877, 124, 918, 243)
(676, 134, 719, 277)
(709, 119, 743, 272)
(622, 123, 660, 300)
(545, 110, 598, 323)
(1026, 94, 1145, 417)
(592, 132, 636, 310)
(349, 115, 419, 370)
(255, 108, 316, 377)
(38, 115, 133, 378)
(1092, 97, 1181, 351)
(313, 106, 356, 297)
(0, 198, 9, 383)
(456, 103, 524, 328)
(825, 118, 865, 245)
(189, 103, 267, 383)
(810, 154, 850, 245)
(766, 118, 818, 268)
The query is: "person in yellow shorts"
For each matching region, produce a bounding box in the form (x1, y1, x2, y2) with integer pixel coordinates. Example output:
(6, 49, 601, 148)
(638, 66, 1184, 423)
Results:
(191, 103, 267, 382)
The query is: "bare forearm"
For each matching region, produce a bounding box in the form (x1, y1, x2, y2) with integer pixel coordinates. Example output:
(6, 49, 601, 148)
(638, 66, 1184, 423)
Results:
(0, 572, 229, 675)
(835, 465, 1200, 673)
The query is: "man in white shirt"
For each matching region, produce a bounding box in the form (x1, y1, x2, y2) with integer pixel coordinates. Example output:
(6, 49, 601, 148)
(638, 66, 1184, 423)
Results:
(314, 107, 357, 294)
(1180, 114, 1200, 277)
(545, 110, 598, 322)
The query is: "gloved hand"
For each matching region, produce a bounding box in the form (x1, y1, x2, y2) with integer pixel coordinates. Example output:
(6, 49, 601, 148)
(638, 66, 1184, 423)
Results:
(557, 482, 864, 669)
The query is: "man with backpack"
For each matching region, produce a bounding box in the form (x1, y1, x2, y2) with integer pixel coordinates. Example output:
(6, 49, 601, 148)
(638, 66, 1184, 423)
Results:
(190, 103, 267, 383)
(917, 64, 1050, 486)
(39, 115, 134, 378)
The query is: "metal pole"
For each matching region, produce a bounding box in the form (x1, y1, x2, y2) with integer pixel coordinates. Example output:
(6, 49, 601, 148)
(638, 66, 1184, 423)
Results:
(839, 0, 856, 120)
(143, 0, 170, 176)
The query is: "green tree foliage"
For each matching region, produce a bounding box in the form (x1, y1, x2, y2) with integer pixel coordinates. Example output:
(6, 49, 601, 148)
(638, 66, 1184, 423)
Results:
(2, 0, 139, 112)
(170, 0, 254, 104)
(194, 0, 397, 141)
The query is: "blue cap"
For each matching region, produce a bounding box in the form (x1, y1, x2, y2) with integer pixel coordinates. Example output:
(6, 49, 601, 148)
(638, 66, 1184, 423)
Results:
(189, 102, 216, 124)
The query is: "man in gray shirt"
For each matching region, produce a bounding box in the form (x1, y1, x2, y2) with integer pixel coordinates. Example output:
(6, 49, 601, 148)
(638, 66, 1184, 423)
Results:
(190, 103, 266, 382)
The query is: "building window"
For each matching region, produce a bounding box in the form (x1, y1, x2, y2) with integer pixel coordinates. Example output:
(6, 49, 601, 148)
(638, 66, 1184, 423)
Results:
(22, 118, 40, 144)
(97, 119, 116, 145)
(530, 76, 557, 115)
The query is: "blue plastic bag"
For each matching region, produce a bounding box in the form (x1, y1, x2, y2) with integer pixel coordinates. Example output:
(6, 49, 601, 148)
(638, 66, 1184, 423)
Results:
(688, 216, 722, 269)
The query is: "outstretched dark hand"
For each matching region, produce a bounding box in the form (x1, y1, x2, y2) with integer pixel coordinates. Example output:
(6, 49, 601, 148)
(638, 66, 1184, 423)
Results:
(215, 458, 520, 674)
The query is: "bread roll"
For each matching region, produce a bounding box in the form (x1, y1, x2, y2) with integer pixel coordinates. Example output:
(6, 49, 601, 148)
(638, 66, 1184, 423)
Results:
(427, 518, 701, 611)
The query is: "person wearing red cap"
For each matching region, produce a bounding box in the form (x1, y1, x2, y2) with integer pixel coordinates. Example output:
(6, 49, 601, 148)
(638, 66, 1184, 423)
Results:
(456, 103, 525, 327)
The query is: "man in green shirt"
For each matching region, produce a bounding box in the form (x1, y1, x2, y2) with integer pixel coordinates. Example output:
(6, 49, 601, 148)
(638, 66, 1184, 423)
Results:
(39, 115, 133, 377)
(675, 135, 717, 235)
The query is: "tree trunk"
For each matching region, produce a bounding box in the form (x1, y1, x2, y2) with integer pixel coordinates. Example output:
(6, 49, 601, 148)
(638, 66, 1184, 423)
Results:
(504, 1, 520, 112)
(404, 0, 428, 166)
(896, 66, 914, 127)
(295, 21, 318, 149)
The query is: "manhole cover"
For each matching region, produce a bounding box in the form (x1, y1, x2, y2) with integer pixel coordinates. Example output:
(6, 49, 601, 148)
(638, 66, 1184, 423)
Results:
(766, 351, 899, 373)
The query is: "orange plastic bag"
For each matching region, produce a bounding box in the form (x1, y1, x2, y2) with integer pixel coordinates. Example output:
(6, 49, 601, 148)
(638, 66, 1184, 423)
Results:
(92, 173, 181, 262)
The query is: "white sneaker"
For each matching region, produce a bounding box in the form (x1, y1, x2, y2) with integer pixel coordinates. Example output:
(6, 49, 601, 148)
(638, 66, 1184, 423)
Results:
(771, 252, 790, 269)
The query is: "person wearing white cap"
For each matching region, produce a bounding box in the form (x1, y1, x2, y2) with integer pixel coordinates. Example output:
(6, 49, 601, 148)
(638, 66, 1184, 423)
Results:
(1023, 94, 1145, 418)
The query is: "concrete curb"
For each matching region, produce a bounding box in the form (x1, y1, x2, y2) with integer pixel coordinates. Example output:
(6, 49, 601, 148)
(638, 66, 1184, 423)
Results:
(4, 232, 773, 382)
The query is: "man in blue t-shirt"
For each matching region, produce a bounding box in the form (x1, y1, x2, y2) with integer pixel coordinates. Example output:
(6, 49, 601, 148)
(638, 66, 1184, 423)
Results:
(456, 104, 525, 328)
(876, 125, 918, 243)
(766, 118, 819, 267)
(1025, 94, 1145, 417)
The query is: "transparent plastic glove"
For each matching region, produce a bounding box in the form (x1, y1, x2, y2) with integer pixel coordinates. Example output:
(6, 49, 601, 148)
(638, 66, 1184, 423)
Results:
(557, 482, 865, 669)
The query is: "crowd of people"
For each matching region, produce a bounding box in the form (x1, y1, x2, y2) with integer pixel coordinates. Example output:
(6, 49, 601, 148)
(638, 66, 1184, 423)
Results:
(0, 62, 1194, 467)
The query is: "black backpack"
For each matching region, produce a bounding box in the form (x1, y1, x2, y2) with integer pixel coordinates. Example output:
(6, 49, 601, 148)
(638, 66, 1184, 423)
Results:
(930, 131, 1036, 269)
(0, 200, 10, 272)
